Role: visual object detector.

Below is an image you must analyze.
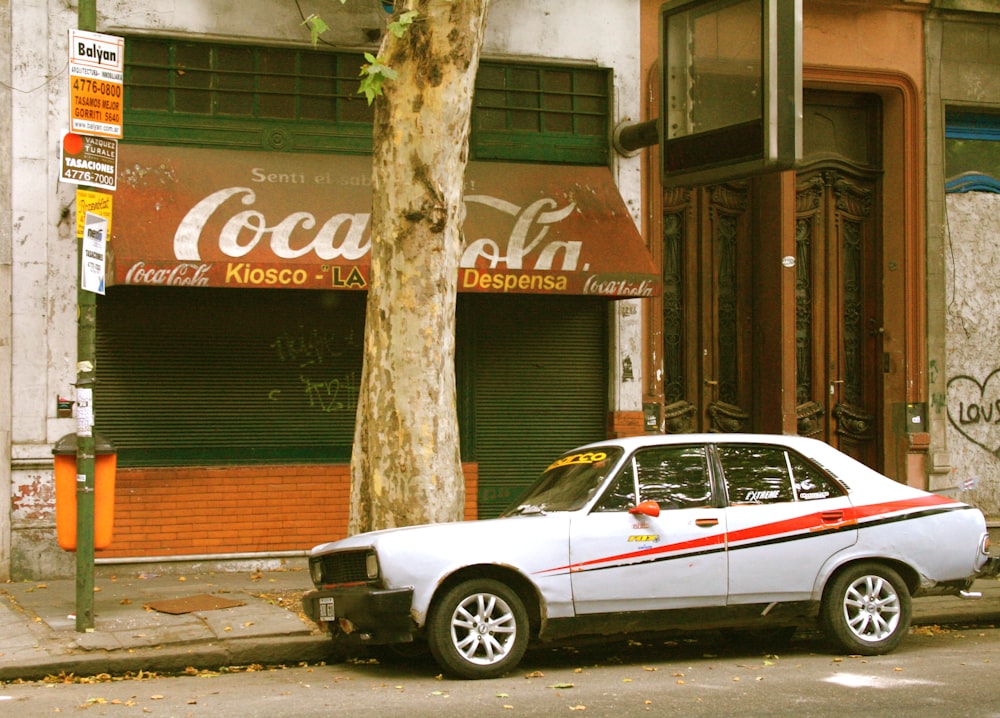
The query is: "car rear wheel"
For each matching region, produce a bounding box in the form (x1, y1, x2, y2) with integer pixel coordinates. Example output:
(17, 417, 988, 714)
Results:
(427, 578, 529, 679)
(821, 562, 911, 655)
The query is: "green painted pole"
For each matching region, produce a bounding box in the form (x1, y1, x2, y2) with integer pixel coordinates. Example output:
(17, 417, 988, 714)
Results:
(75, 0, 98, 633)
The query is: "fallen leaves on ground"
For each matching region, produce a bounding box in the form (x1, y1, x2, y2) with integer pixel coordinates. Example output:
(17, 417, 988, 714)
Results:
(912, 624, 951, 637)
(250, 588, 313, 626)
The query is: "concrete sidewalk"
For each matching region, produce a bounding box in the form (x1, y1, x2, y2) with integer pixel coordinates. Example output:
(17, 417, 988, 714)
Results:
(0, 564, 336, 683)
(2, 565, 999, 683)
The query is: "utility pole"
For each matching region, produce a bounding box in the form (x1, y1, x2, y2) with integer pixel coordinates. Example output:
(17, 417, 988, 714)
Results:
(74, 0, 98, 632)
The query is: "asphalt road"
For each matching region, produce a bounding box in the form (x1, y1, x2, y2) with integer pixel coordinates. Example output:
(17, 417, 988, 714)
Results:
(3, 624, 1000, 717)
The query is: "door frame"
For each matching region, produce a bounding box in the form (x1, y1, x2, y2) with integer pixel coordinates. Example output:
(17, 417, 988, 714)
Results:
(644, 67, 926, 482)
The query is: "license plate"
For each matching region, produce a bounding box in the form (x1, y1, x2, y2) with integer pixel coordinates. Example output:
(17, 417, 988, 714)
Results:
(318, 596, 335, 621)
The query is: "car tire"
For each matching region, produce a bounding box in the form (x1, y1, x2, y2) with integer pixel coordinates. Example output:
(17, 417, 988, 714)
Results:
(427, 578, 529, 679)
(821, 562, 911, 656)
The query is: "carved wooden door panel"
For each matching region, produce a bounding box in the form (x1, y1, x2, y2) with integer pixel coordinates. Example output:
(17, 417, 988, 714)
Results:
(702, 183, 753, 433)
(794, 167, 882, 467)
(660, 183, 753, 435)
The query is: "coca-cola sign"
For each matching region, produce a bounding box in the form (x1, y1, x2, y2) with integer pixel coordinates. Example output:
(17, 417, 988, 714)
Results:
(111, 145, 659, 297)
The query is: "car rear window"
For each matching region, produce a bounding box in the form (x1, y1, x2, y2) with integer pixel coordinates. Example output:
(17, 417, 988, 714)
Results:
(718, 444, 845, 505)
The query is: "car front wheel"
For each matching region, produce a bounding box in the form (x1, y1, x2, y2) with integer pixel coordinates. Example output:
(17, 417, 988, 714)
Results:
(821, 562, 911, 655)
(427, 578, 529, 679)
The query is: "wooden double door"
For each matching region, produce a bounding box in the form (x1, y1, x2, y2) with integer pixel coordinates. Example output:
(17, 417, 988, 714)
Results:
(658, 95, 883, 469)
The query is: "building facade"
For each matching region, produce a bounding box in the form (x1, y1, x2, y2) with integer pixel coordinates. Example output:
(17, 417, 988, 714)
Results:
(637, 1, 939, 484)
(1, 0, 654, 580)
(5, 0, 999, 583)
(925, 1, 1000, 515)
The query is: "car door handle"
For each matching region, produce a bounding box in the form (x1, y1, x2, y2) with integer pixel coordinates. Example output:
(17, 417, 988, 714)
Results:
(695, 518, 719, 527)
(821, 511, 844, 523)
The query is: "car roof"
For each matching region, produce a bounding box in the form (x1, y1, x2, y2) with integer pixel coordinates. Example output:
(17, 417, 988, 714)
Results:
(577, 432, 833, 454)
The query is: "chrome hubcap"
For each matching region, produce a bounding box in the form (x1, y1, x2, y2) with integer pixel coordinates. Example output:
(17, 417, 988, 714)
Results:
(843, 574, 901, 643)
(450, 592, 517, 666)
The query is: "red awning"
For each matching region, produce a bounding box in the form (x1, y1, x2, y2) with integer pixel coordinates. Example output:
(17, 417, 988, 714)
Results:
(109, 145, 659, 298)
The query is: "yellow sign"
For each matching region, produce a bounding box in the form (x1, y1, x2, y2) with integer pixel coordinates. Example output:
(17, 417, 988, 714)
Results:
(546, 451, 609, 471)
(76, 189, 113, 239)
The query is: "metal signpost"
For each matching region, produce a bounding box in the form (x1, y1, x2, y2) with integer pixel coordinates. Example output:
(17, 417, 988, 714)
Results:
(64, 1, 122, 631)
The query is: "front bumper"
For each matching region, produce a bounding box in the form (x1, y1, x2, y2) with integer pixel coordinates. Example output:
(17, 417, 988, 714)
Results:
(302, 585, 415, 646)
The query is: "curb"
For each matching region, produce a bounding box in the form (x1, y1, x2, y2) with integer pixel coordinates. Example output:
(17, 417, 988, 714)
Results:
(0, 634, 338, 684)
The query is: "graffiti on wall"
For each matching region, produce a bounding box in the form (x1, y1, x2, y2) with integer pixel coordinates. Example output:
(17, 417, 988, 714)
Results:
(270, 324, 360, 413)
(947, 369, 1000, 458)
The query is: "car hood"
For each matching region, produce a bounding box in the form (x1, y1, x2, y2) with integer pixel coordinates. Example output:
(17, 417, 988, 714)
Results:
(310, 513, 569, 558)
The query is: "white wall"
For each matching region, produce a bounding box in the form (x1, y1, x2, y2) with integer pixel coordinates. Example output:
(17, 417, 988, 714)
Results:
(945, 191, 1000, 516)
(0, 0, 13, 581)
(7, 1, 81, 579)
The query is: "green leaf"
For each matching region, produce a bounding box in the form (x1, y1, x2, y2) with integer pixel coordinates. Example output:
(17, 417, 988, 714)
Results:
(300, 14, 329, 47)
(358, 53, 399, 105)
(388, 11, 419, 38)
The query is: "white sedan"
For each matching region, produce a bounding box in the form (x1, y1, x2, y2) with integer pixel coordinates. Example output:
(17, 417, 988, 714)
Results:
(303, 434, 997, 679)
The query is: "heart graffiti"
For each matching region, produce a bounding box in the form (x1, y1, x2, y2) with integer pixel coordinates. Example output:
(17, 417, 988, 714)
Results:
(947, 369, 1000, 458)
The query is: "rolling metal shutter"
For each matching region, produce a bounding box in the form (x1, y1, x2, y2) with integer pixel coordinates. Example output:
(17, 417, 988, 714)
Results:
(461, 295, 609, 518)
(95, 286, 365, 467)
(97, 287, 608, 517)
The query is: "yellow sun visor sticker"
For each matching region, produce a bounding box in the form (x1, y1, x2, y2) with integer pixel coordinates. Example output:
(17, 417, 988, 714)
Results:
(546, 451, 608, 472)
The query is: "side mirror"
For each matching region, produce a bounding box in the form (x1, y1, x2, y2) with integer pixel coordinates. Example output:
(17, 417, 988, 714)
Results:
(628, 500, 661, 518)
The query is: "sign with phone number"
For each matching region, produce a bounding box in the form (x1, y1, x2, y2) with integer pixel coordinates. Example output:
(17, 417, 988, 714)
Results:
(60, 132, 117, 191)
(68, 29, 124, 139)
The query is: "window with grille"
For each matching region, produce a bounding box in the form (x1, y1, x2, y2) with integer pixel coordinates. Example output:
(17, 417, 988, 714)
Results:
(124, 37, 610, 164)
(473, 62, 610, 163)
(125, 39, 373, 153)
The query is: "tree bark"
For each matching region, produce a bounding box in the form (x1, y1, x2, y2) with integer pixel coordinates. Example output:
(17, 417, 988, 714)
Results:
(349, 0, 491, 534)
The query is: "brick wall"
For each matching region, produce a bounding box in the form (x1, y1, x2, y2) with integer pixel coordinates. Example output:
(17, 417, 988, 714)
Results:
(100, 463, 479, 558)
(607, 410, 645, 438)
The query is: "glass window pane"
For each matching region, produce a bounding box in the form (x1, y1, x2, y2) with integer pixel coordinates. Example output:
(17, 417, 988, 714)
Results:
(477, 64, 506, 88)
(510, 68, 539, 91)
(544, 112, 572, 133)
(337, 96, 372, 123)
(594, 463, 637, 513)
(173, 44, 211, 114)
(635, 445, 711, 509)
(258, 50, 297, 119)
(175, 43, 211, 72)
(718, 445, 794, 504)
(543, 70, 572, 94)
(788, 453, 845, 501)
(664, 0, 762, 138)
(575, 114, 605, 136)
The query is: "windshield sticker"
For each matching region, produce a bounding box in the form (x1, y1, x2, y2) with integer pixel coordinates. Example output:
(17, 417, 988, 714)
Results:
(546, 451, 609, 471)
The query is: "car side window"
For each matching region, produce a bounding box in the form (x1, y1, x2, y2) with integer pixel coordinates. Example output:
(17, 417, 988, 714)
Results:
(718, 445, 795, 505)
(788, 453, 846, 500)
(594, 466, 637, 512)
(594, 445, 711, 512)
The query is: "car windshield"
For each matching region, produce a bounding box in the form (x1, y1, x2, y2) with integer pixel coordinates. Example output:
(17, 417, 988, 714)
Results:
(502, 447, 624, 516)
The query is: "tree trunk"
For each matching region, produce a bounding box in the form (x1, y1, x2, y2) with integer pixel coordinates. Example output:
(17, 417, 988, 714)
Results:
(349, 0, 491, 534)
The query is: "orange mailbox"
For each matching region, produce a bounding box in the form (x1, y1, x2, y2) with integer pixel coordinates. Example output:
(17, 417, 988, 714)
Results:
(53, 433, 117, 551)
